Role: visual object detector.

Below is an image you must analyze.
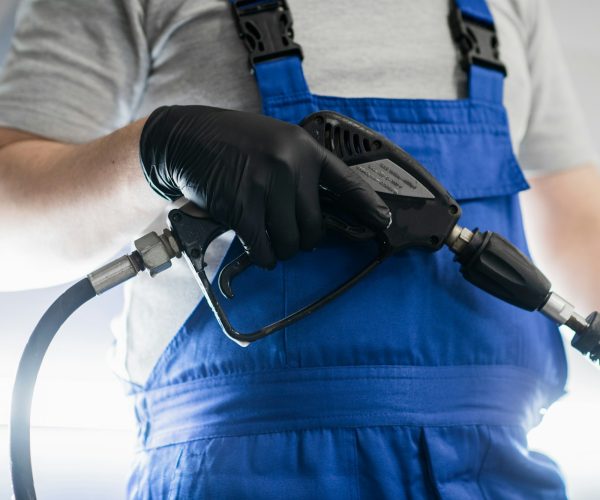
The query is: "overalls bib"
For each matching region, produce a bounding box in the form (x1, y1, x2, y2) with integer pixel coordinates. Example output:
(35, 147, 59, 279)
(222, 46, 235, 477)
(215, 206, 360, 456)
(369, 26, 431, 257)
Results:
(128, 1, 568, 498)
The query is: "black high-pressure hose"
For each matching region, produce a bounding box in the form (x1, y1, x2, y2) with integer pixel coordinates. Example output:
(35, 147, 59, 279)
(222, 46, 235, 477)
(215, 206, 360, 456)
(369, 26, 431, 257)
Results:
(9, 231, 179, 500)
(10, 278, 97, 500)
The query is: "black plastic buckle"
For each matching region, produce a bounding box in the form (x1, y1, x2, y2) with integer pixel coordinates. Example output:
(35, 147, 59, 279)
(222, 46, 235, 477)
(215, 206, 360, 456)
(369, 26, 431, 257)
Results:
(231, 0, 303, 70)
(449, 6, 506, 75)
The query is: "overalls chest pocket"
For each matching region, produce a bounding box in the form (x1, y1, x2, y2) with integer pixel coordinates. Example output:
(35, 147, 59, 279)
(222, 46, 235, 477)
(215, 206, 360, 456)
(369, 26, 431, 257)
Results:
(274, 95, 536, 370)
(378, 103, 529, 203)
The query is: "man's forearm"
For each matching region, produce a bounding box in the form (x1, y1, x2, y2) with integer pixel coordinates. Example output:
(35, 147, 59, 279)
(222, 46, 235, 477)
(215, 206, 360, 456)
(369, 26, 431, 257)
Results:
(0, 120, 166, 290)
(521, 163, 600, 313)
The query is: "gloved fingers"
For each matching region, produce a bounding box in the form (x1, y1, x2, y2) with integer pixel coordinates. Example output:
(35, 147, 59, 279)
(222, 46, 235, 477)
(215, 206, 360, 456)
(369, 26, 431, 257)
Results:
(295, 178, 322, 251)
(319, 149, 391, 231)
(265, 170, 300, 261)
(234, 203, 277, 270)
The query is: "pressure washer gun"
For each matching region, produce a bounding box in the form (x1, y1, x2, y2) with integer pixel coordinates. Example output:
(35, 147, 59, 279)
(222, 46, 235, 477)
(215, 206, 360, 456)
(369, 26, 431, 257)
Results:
(162, 110, 600, 358)
(10, 110, 600, 500)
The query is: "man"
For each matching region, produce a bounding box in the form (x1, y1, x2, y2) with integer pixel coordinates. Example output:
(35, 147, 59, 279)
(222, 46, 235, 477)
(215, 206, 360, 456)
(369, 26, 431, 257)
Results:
(0, 0, 598, 498)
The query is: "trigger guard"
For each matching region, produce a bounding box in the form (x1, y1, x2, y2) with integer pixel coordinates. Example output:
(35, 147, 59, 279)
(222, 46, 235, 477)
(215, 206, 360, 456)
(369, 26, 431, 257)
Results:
(219, 214, 384, 302)
(218, 252, 252, 299)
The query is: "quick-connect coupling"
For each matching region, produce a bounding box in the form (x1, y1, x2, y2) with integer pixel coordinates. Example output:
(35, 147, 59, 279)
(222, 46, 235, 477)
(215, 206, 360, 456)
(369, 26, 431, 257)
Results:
(87, 229, 181, 295)
(540, 292, 577, 325)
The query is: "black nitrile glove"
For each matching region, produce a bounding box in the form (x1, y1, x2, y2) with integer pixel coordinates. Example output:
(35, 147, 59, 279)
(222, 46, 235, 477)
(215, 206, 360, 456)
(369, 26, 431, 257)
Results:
(140, 105, 390, 268)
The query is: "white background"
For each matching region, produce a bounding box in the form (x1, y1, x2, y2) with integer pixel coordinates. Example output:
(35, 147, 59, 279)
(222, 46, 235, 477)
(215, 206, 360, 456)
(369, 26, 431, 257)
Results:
(1, 1, 599, 498)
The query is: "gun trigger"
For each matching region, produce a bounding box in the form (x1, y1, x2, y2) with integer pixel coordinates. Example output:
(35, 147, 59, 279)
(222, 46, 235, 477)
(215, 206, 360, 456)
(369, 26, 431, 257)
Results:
(218, 252, 252, 299)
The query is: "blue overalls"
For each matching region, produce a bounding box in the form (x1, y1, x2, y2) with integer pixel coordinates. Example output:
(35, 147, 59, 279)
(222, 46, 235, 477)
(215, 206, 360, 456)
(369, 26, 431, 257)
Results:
(128, 1, 568, 498)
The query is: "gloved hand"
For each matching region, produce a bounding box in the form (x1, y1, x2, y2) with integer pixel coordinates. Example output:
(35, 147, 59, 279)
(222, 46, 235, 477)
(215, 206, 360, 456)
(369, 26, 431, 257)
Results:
(140, 105, 390, 268)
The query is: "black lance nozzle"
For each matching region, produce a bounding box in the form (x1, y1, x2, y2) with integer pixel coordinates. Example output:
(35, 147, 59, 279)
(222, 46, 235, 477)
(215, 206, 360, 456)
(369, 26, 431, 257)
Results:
(447, 225, 600, 365)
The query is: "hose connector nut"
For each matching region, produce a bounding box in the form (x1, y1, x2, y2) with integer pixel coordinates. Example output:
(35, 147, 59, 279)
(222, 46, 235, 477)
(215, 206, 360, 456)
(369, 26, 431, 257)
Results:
(134, 229, 181, 277)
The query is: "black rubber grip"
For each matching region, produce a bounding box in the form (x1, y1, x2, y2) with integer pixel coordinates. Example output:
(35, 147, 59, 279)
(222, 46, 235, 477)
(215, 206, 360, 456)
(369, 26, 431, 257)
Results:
(456, 231, 551, 311)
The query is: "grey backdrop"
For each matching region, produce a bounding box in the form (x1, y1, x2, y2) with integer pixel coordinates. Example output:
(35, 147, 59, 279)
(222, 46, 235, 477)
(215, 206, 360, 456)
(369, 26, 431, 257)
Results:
(0, 1, 599, 498)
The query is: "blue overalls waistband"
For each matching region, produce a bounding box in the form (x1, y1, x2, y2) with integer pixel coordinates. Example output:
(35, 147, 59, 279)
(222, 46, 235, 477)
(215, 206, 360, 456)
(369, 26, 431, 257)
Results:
(136, 364, 554, 450)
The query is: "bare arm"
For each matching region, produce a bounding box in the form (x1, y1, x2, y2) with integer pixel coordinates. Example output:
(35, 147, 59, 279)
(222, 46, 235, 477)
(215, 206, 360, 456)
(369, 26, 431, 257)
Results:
(0, 122, 166, 291)
(520, 163, 600, 313)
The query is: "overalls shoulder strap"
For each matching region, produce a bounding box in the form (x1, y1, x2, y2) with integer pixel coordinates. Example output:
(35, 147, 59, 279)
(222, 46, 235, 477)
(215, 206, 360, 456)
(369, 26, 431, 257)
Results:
(230, 0, 310, 100)
(452, 0, 506, 103)
(230, 0, 507, 106)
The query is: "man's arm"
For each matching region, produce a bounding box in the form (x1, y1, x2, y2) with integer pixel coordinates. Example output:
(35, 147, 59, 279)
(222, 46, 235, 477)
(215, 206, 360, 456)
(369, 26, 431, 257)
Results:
(0, 122, 166, 291)
(520, 163, 600, 313)
(0, 106, 391, 292)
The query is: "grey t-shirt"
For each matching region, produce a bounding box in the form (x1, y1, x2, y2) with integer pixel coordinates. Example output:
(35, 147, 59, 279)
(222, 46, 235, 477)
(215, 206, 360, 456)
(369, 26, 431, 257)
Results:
(0, 0, 597, 384)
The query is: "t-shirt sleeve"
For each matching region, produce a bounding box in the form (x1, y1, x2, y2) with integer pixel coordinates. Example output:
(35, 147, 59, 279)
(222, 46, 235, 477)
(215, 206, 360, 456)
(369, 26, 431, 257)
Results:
(517, 0, 599, 176)
(0, 0, 148, 143)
